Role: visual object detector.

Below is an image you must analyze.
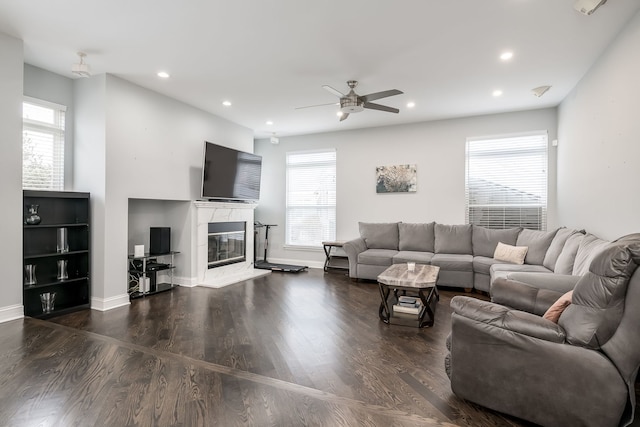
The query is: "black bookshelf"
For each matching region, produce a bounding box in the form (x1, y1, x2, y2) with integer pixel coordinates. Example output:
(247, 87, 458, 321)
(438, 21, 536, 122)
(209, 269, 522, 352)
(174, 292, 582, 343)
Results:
(23, 190, 91, 318)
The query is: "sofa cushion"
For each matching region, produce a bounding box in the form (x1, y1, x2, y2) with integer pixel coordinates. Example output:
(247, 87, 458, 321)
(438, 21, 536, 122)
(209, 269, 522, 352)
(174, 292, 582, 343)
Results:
(473, 256, 502, 276)
(543, 290, 574, 323)
(490, 263, 552, 287)
(572, 233, 611, 276)
(472, 226, 520, 257)
(431, 254, 473, 271)
(359, 222, 399, 250)
(398, 222, 435, 252)
(435, 224, 472, 254)
(493, 242, 528, 265)
(543, 228, 583, 271)
(554, 233, 584, 275)
(393, 251, 434, 264)
(560, 234, 640, 349)
(491, 277, 565, 316)
(505, 272, 579, 294)
(516, 228, 559, 265)
(357, 249, 397, 266)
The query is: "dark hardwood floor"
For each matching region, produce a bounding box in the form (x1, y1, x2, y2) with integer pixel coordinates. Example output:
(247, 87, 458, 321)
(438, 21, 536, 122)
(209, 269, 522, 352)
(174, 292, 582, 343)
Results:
(0, 268, 617, 426)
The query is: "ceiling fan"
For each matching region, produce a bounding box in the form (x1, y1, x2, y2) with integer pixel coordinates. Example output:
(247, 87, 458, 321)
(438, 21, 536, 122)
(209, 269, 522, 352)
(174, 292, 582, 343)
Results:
(297, 80, 403, 122)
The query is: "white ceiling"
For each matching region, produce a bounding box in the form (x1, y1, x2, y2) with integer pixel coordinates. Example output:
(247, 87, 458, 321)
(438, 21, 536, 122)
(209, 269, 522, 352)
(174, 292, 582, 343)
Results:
(1, 0, 639, 138)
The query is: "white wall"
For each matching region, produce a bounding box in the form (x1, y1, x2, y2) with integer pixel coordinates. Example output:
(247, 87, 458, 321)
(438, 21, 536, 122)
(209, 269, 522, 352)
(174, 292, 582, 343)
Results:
(23, 64, 75, 189)
(0, 32, 24, 321)
(557, 10, 640, 240)
(75, 74, 253, 307)
(255, 108, 558, 266)
(74, 75, 108, 301)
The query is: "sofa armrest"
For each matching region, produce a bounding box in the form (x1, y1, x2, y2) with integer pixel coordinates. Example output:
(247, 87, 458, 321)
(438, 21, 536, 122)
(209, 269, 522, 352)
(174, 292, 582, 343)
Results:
(343, 237, 367, 278)
(448, 296, 626, 427)
(451, 296, 565, 343)
(491, 277, 564, 316)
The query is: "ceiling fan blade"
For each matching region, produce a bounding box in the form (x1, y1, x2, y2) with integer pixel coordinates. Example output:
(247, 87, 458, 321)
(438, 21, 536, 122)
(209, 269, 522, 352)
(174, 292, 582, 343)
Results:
(363, 102, 399, 113)
(361, 89, 403, 103)
(295, 102, 339, 110)
(339, 113, 349, 122)
(323, 85, 346, 98)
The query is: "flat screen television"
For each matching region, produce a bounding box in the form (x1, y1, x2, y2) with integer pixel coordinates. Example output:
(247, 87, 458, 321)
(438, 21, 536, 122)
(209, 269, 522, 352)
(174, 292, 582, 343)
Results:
(201, 141, 262, 202)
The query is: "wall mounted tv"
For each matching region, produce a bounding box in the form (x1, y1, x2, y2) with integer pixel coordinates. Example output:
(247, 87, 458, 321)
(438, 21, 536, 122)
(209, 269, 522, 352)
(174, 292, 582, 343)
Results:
(201, 141, 262, 202)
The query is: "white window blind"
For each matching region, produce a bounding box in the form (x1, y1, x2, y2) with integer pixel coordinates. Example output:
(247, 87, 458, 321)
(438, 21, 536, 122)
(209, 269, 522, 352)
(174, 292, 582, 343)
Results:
(286, 149, 336, 247)
(22, 97, 66, 190)
(465, 132, 548, 230)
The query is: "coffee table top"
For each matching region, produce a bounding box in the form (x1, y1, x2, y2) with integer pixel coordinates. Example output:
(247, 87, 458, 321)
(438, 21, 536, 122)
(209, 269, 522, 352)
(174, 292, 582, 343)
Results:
(377, 264, 440, 288)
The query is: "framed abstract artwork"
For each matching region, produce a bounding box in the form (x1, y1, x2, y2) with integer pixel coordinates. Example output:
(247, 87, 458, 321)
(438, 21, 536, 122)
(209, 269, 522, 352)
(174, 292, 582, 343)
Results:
(376, 164, 417, 193)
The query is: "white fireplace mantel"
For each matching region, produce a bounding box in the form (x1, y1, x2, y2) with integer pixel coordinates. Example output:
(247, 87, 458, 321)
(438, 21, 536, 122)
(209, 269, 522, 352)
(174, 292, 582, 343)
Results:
(193, 201, 269, 288)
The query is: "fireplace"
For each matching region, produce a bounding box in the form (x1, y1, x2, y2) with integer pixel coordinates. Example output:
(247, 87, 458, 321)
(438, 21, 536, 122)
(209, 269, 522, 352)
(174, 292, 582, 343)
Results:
(194, 201, 269, 288)
(208, 221, 246, 268)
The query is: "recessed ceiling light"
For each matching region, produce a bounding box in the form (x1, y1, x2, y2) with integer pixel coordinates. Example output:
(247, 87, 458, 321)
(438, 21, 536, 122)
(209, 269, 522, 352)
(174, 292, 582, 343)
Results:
(157, 71, 170, 78)
(492, 90, 503, 97)
(407, 102, 416, 108)
(222, 101, 232, 106)
(266, 120, 274, 125)
(500, 51, 513, 61)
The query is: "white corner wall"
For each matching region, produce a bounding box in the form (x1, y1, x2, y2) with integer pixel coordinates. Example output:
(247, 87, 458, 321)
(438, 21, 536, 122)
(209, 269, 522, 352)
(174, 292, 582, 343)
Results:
(557, 10, 640, 240)
(255, 108, 558, 266)
(75, 74, 253, 307)
(0, 32, 25, 322)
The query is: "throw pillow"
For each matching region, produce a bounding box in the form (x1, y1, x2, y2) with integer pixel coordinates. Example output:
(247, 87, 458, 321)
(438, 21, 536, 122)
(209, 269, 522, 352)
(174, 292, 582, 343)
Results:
(493, 242, 528, 265)
(358, 222, 400, 250)
(516, 228, 559, 265)
(398, 222, 435, 252)
(543, 290, 573, 323)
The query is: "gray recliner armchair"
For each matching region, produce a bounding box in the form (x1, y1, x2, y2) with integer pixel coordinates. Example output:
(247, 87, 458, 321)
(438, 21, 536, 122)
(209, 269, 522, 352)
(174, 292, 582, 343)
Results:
(445, 234, 640, 427)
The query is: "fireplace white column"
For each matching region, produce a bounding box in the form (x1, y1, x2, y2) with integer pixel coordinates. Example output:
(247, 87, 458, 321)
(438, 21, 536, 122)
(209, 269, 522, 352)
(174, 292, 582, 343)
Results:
(193, 201, 269, 288)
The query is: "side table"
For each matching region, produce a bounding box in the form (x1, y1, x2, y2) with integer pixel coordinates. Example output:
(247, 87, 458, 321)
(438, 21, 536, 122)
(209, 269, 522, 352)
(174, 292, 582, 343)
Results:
(322, 240, 349, 272)
(378, 264, 440, 328)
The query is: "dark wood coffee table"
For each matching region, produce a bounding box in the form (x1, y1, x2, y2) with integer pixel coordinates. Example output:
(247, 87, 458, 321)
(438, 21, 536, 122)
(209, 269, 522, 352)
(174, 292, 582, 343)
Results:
(377, 264, 440, 328)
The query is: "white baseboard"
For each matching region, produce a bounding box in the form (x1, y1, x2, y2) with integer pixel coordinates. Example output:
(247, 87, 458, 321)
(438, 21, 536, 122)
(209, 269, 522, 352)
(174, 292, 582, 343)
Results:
(0, 304, 24, 323)
(174, 276, 197, 287)
(91, 294, 130, 311)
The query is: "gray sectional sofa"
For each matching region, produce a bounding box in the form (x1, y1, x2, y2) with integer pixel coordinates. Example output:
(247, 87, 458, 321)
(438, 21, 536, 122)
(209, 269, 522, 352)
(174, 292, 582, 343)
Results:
(445, 234, 640, 427)
(343, 221, 609, 293)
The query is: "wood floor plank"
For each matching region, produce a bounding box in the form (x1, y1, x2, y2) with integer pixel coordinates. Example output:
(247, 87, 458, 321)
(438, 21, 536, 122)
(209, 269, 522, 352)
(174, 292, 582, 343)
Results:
(0, 268, 633, 426)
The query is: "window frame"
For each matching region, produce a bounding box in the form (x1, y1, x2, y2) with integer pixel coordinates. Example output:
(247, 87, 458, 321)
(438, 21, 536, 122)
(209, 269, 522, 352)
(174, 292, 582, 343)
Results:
(465, 131, 549, 231)
(284, 148, 337, 249)
(22, 96, 66, 191)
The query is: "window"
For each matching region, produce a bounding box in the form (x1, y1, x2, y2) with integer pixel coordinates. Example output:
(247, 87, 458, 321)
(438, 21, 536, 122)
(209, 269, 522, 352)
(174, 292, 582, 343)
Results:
(286, 149, 336, 247)
(465, 132, 548, 230)
(22, 97, 66, 190)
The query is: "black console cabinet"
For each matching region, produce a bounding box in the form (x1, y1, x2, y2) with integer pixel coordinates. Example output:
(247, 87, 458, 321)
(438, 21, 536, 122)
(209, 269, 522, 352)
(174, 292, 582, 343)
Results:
(23, 190, 90, 318)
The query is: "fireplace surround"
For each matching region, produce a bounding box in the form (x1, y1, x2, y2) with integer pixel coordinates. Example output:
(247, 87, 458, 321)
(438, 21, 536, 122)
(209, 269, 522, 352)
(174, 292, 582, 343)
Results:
(194, 201, 269, 288)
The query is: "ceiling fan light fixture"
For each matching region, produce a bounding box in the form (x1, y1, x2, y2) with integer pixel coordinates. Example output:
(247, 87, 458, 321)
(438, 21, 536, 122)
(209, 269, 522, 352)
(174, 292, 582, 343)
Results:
(340, 97, 364, 113)
(71, 52, 91, 78)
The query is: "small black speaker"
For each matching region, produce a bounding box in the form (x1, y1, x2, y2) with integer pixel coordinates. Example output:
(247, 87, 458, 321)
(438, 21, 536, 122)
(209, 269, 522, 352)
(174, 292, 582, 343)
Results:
(150, 227, 171, 255)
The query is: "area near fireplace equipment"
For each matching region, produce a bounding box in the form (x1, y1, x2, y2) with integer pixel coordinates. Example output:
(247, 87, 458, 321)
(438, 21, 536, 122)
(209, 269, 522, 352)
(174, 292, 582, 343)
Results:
(208, 221, 246, 268)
